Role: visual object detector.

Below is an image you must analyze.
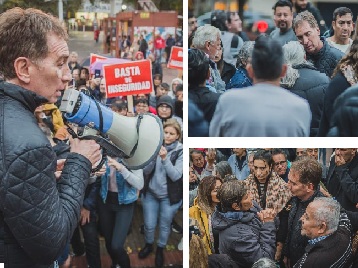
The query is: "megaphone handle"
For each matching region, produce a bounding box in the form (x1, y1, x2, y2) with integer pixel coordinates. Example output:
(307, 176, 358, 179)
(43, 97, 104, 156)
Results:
(127, 95, 134, 113)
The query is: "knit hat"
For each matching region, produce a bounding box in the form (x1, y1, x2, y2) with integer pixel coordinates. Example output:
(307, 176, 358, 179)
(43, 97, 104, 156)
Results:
(156, 95, 173, 118)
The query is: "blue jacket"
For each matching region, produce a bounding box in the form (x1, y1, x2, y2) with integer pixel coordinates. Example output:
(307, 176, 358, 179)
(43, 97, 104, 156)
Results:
(227, 154, 250, 180)
(100, 164, 142, 205)
(226, 67, 253, 90)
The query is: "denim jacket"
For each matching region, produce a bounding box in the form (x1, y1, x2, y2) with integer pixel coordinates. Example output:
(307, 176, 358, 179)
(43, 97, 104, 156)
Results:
(100, 164, 143, 205)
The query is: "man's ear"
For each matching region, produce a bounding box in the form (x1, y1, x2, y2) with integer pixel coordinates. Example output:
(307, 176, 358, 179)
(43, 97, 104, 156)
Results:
(232, 202, 241, 211)
(246, 63, 254, 80)
(318, 221, 327, 235)
(332, 20, 336, 32)
(13, 57, 31, 84)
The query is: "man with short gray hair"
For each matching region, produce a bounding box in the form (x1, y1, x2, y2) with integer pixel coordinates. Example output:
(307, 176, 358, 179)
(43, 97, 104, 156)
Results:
(192, 25, 226, 93)
(293, 10, 343, 78)
(294, 197, 352, 267)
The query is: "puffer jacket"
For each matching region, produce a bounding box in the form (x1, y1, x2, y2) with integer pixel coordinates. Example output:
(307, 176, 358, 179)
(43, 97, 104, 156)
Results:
(0, 81, 92, 267)
(306, 38, 344, 78)
(212, 202, 276, 268)
(327, 83, 358, 137)
(283, 64, 329, 137)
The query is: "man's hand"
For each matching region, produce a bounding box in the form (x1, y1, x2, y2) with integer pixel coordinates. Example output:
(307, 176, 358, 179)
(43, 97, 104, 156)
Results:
(275, 242, 283, 262)
(69, 137, 101, 166)
(80, 207, 90, 226)
(335, 153, 348, 166)
(283, 256, 291, 268)
(257, 208, 276, 223)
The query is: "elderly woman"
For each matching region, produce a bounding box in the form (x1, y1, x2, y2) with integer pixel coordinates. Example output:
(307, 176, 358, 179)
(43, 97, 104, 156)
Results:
(281, 41, 329, 137)
(192, 25, 226, 93)
(210, 179, 276, 268)
(226, 41, 255, 90)
(189, 176, 223, 254)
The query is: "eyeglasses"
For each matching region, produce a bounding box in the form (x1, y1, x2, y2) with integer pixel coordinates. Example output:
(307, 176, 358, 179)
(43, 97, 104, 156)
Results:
(209, 41, 222, 50)
(274, 161, 287, 167)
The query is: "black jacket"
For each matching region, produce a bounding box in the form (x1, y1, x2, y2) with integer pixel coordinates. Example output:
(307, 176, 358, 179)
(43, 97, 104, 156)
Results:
(0, 81, 92, 266)
(326, 83, 358, 137)
(307, 38, 344, 78)
(188, 85, 221, 123)
(318, 71, 351, 137)
(326, 153, 358, 212)
(294, 213, 352, 268)
(284, 64, 329, 137)
(281, 190, 326, 265)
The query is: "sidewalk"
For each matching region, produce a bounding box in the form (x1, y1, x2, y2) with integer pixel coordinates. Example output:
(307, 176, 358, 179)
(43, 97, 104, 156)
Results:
(71, 199, 183, 268)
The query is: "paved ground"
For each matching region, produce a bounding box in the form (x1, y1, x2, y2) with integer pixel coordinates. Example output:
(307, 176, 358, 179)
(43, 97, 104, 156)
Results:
(67, 30, 183, 268)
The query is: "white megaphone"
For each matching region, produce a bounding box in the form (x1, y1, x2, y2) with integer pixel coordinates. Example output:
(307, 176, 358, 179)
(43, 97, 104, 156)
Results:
(59, 88, 163, 170)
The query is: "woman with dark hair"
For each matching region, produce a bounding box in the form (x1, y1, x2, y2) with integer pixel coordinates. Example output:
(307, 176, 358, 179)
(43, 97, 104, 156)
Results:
(153, 73, 163, 95)
(209, 179, 276, 267)
(189, 176, 223, 254)
(214, 161, 233, 180)
(319, 38, 358, 136)
(244, 150, 291, 213)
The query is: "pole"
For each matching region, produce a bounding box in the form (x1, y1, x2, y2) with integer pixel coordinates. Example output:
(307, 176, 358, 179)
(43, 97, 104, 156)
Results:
(58, 0, 63, 21)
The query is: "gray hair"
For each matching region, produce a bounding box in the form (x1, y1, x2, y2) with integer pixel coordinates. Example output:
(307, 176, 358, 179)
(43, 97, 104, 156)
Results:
(192, 25, 221, 50)
(311, 197, 340, 233)
(237, 41, 255, 68)
(281, 41, 312, 88)
(252, 258, 277, 268)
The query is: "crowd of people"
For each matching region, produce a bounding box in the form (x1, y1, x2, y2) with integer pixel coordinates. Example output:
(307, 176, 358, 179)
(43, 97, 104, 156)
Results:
(0, 7, 183, 268)
(189, 148, 358, 268)
(188, 0, 358, 137)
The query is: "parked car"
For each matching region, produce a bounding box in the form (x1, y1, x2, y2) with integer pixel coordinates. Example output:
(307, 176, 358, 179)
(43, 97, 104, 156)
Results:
(197, 10, 275, 40)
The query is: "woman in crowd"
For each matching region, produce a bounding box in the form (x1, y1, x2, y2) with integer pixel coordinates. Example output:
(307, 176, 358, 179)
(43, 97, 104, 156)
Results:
(319, 38, 358, 136)
(244, 150, 291, 214)
(139, 119, 183, 267)
(281, 41, 329, 137)
(210, 179, 276, 267)
(189, 176, 223, 254)
(98, 155, 144, 268)
(213, 161, 233, 180)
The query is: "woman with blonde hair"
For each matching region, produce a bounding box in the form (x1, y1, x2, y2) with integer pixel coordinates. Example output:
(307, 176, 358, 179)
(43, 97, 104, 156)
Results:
(189, 175, 222, 254)
(139, 119, 183, 267)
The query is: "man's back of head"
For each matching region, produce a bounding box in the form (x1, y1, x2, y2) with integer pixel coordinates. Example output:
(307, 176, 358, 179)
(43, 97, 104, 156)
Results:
(250, 35, 284, 81)
(211, 10, 228, 32)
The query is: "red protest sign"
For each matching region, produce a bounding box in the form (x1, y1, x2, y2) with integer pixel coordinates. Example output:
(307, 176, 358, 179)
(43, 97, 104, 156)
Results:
(167, 46, 183, 70)
(103, 60, 153, 97)
(90, 53, 108, 65)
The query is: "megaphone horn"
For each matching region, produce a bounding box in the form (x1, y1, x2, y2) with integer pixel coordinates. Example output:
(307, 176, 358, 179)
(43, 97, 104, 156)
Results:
(59, 88, 163, 169)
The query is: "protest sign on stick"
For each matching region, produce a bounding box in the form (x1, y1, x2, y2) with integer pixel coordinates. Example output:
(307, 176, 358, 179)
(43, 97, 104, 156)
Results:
(167, 46, 183, 70)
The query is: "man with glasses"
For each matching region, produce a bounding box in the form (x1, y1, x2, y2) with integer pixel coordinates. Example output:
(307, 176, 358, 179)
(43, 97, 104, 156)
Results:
(192, 25, 226, 93)
(326, 7, 354, 53)
(272, 149, 290, 182)
(279, 158, 326, 267)
(326, 148, 358, 212)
